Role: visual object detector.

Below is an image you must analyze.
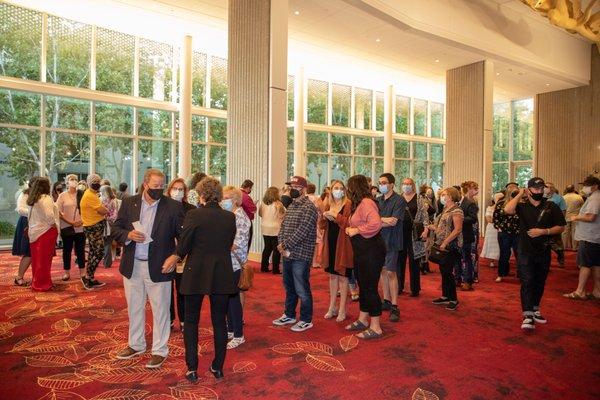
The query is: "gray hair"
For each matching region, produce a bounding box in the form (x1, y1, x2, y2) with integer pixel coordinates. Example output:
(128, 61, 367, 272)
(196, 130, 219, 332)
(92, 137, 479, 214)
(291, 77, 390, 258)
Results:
(66, 174, 78, 182)
(87, 173, 101, 185)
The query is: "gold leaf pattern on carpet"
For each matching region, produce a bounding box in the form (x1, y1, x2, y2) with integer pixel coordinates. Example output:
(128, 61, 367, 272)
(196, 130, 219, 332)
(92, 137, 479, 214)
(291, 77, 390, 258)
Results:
(271, 342, 302, 355)
(53, 318, 81, 332)
(37, 372, 93, 389)
(89, 308, 115, 318)
(169, 385, 219, 400)
(25, 354, 75, 367)
(233, 360, 257, 373)
(64, 344, 88, 361)
(37, 389, 86, 400)
(339, 335, 359, 352)
(305, 354, 345, 372)
(412, 388, 440, 400)
(92, 366, 171, 384)
(6, 299, 36, 318)
(296, 341, 333, 355)
(89, 388, 150, 400)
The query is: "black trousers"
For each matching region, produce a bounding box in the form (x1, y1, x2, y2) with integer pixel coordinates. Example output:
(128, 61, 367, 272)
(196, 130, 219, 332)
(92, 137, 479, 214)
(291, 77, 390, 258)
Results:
(397, 232, 420, 295)
(519, 250, 551, 313)
(439, 250, 459, 301)
(184, 293, 229, 372)
(248, 221, 253, 253)
(351, 234, 386, 317)
(170, 272, 184, 324)
(498, 231, 519, 277)
(226, 269, 243, 337)
(261, 235, 281, 272)
(62, 232, 85, 270)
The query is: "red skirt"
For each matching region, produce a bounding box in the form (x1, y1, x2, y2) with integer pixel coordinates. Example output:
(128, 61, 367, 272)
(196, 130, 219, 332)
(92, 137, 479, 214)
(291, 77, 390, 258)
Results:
(30, 226, 58, 292)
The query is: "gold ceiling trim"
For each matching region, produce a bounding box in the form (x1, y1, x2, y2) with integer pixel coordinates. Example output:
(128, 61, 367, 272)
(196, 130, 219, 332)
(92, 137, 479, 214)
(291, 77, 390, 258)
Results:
(520, 0, 600, 51)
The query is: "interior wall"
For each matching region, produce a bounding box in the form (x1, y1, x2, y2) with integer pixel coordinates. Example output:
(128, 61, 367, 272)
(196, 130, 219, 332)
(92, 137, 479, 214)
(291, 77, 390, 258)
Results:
(536, 47, 600, 191)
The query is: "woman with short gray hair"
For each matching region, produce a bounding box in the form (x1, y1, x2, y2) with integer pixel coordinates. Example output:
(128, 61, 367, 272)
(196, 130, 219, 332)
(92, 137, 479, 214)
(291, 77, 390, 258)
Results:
(56, 174, 86, 281)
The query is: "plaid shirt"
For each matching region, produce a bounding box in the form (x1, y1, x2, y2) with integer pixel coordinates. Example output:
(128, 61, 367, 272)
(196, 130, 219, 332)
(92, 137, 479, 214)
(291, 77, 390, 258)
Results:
(278, 196, 318, 263)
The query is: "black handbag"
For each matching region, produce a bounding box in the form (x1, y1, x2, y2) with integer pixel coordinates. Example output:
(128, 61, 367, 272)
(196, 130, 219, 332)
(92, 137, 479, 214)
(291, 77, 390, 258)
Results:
(428, 245, 450, 264)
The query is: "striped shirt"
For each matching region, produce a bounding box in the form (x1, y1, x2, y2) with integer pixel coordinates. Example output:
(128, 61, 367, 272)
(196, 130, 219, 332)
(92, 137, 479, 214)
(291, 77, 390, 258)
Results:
(278, 196, 318, 263)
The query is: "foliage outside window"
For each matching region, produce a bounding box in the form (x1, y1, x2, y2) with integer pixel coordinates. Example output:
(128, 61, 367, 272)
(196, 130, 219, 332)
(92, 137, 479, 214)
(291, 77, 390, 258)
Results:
(395, 96, 409, 134)
(413, 98, 427, 136)
(96, 28, 134, 95)
(354, 88, 372, 130)
(307, 79, 327, 124)
(331, 83, 351, 127)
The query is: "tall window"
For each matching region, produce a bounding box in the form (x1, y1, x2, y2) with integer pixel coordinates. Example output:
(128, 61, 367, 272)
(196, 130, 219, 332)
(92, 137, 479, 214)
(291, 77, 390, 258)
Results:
(393, 140, 444, 191)
(492, 99, 534, 193)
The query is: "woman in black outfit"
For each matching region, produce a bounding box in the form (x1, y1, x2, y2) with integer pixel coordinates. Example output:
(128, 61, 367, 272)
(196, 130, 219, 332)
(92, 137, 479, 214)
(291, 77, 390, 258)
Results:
(172, 177, 237, 383)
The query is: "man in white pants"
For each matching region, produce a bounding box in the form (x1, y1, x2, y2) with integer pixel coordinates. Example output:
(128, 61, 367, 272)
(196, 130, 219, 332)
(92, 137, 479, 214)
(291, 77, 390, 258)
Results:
(111, 169, 184, 368)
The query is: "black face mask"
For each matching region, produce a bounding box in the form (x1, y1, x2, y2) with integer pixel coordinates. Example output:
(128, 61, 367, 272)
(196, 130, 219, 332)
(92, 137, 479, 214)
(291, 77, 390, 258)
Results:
(530, 192, 544, 202)
(147, 188, 163, 200)
(289, 189, 300, 199)
(90, 182, 101, 191)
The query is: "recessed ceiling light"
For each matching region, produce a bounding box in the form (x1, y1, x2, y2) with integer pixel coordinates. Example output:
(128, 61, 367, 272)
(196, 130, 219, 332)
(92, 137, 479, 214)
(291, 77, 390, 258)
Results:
(496, 72, 501, 76)
(375, 38, 381, 42)
(435, 59, 439, 63)
(545, 83, 550, 86)
(294, 10, 300, 15)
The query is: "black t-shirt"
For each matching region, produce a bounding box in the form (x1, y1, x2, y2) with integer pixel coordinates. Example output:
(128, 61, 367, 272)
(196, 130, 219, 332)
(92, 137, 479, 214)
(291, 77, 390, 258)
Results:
(403, 195, 418, 233)
(516, 199, 566, 254)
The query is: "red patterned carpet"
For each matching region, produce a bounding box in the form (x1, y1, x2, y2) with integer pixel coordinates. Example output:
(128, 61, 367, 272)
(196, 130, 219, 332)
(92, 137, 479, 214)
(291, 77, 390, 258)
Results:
(0, 249, 598, 400)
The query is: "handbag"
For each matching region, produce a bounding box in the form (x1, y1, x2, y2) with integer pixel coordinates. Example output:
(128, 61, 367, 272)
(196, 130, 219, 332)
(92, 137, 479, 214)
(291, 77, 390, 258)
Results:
(234, 252, 254, 290)
(428, 245, 450, 264)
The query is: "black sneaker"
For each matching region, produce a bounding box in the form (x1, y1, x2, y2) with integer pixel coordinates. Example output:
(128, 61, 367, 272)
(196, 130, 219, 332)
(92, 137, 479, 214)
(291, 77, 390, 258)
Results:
(81, 277, 93, 291)
(432, 297, 450, 305)
(533, 311, 547, 324)
(381, 300, 392, 311)
(185, 370, 198, 383)
(389, 306, 400, 322)
(445, 301, 459, 311)
(90, 279, 105, 288)
(521, 315, 535, 330)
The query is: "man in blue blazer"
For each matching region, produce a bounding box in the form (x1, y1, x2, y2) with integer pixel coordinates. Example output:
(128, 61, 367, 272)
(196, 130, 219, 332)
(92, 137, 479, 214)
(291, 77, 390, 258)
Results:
(111, 168, 184, 369)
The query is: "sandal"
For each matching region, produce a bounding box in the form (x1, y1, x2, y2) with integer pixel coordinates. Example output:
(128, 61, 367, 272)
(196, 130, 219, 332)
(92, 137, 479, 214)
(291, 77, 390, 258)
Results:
(324, 309, 338, 319)
(356, 328, 383, 340)
(345, 320, 368, 331)
(562, 292, 587, 300)
(61, 273, 70, 281)
(13, 277, 28, 287)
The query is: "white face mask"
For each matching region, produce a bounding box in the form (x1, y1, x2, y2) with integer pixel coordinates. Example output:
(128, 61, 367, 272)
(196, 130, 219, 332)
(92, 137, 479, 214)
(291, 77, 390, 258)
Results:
(401, 185, 412, 194)
(68, 180, 78, 189)
(582, 186, 592, 196)
(170, 189, 184, 202)
(440, 196, 448, 206)
(332, 189, 344, 200)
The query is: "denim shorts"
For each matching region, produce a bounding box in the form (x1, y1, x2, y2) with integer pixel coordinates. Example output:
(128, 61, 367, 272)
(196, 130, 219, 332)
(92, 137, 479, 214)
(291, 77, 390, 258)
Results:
(384, 250, 399, 272)
(577, 241, 600, 268)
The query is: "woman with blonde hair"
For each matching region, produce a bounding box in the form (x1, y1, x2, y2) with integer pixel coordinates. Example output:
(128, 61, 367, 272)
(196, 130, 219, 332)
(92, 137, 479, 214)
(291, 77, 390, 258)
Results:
(320, 180, 353, 322)
(422, 187, 464, 311)
(259, 186, 285, 274)
(56, 174, 85, 281)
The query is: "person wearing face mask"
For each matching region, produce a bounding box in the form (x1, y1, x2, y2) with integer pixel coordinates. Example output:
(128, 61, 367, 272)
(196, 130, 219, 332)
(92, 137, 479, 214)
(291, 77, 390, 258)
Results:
(492, 182, 521, 282)
(12, 177, 37, 286)
(504, 177, 566, 330)
(562, 184, 584, 251)
(165, 178, 195, 331)
(456, 181, 480, 291)
(100, 185, 119, 269)
(398, 178, 430, 296)
(56, 174, 86, 281)
(273, 176, 318, 333)
(79, 174, 108, 289)
(259, 187, 285, 274)
(563, 176, 600, 300)
(222, 186, 251, 350)
(240, 179, 257, 253)
(319, 180, 353, 322)
(112, 169, 185, 369)
(52, 181, 64, 203)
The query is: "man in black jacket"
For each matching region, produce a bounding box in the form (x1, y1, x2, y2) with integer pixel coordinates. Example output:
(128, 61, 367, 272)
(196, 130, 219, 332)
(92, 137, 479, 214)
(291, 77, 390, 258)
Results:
(111, 169, 184, 369)
(455, 183, 479, 290)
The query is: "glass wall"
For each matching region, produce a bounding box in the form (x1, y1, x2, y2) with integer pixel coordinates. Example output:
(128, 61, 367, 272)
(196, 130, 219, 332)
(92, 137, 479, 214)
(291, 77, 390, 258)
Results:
(393, 140, 445, 191)
(492, 99, 534, 193)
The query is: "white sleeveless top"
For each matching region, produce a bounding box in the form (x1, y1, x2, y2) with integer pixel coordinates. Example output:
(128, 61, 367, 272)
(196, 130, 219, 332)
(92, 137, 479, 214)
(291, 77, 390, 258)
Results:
(260, 202, 283, 236)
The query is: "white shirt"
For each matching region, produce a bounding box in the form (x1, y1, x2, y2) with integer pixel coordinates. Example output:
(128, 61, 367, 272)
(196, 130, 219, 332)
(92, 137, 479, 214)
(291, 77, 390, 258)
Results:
(259, 202, 283, 236)
(15, 192, 29, 217)
(28, 195, 59, 243)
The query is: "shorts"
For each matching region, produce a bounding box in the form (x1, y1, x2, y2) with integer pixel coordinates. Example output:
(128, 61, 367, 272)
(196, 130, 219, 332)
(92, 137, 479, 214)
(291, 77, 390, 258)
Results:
(383, 250, 399, 272)
(577, 241, 600, 268)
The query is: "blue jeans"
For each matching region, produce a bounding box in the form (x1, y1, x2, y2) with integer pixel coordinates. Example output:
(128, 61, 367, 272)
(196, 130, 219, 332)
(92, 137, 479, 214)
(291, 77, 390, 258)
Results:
(460, 240, 475, 284)
(282, 258, 313, 323)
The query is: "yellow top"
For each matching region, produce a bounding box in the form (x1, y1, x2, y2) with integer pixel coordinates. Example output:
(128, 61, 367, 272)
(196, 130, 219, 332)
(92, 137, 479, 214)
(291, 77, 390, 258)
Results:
(80, 189, 105, 227)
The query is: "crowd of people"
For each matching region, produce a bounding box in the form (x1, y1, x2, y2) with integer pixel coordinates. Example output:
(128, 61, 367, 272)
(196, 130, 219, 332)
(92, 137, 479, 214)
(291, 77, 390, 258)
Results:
(9, 167, 599, 381)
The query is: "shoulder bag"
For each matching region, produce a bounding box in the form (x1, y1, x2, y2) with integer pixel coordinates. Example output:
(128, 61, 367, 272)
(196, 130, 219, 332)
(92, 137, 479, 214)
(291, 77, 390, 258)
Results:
(234, 252, 254, 291)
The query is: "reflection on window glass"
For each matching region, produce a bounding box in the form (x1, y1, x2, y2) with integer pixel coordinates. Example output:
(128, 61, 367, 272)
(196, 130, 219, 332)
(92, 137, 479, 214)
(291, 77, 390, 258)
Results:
(307, 79, 328, 124)
(138, 109, 172, 138)
(413, 142, 427, 160)
(354, 157, 373, 178)
(45, 131, 89, 183)
(208, 118, 227, 144)
(413, 99, 427, 136)
(354, 137, 372, 156)
(209, 145, 227, 183)
(394, 140, 410, 159)
(192, 115, 206, 142)
(288, 75, 294, 122)
(96, 28, 134, 95)
(512, 99, 534, 161)
(492, 162, 509, 194)
(139, 39, 173, 101)
(355, 88, 372, 130)
(210, 57, 228, 110)
(331, 134, 350, 154)
(375, 138, 384, 157)
(46, 16, 91, 88)
(430, 144, 444, 162)
(192, 52, 207, 107)
(138, 139, 172, 184)
(95, 135, 132, 189)
(394, 159, 410, 180)
(0, 3, 42, 81)
(331, 155, 350, 183)
(413, 161, 427, 186)
(45, 96, 90, 130)
(306, 131, 328, 152)
(191, 143, 206, 174)
(375, 92, 384, 131)
(95, 102, 133, 134)
(395, 96, 410, 134)
(430, 102, 444, 138)
(493, 103, 510, 162)
(306, 154, 328, 194)
(0, 89, 40, 126)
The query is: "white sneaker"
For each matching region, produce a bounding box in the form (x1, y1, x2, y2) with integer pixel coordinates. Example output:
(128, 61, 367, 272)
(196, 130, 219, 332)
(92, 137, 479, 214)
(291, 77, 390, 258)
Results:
(227, 332, 234, 340)
(272, 314, 297, 326)
(291, 321, 313, 332)
(227, 336, 245, 349)
(521, 316, 535, 330)
(533, 311, 547, 324)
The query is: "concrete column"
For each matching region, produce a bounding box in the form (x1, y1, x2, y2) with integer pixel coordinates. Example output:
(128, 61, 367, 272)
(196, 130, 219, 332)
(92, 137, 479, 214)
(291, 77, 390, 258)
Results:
(178, 35, 192, 179)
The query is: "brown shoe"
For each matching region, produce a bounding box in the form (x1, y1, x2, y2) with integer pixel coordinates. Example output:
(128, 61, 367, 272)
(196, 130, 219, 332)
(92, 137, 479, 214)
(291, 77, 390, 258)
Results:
(460, 283, 473, 291)
(116, 346, 145, 360)
(146, 354, 167, 369)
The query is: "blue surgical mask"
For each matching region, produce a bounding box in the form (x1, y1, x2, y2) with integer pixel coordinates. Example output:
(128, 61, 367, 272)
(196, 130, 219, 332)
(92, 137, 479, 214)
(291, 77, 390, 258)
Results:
(378, 184, 389, 195)
(221, 198, 234, 211)
(332, 189, 344, 200)
(401, 185, 412, 194)
(440, 196, 447, 206)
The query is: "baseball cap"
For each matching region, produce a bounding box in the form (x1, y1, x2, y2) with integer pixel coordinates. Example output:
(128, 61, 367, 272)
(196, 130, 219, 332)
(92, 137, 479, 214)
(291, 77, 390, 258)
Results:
(580, 175, 600, 186)
(286, 176, 308, 188)
(527, 177, 546, 189)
